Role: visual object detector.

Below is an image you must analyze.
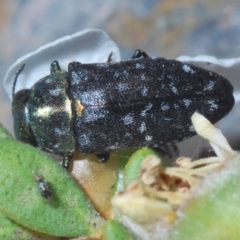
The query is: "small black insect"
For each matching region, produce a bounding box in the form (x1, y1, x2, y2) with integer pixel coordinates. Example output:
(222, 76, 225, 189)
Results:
(12, 50, 234, 168)
(34, 175, 52, 199)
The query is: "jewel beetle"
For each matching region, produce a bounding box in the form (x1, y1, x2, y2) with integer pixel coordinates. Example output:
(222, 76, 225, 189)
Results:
(12, 50, 234, 168)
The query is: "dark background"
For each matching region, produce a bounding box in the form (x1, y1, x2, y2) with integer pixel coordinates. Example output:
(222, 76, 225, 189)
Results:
(1, 0, 239, 158)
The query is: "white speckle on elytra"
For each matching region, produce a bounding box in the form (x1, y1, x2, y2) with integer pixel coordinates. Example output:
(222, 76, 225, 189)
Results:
(140, 74, 146, 80)
(70, 72, 80, 85)
(208, 100, 218, 111)
(169, 82, 178, 94)
(183, 64, 196, 74)
(116, 82, 129, 91)
(141, 103, 153, 116)
(81, 90, 106, 106)
(174, 103, 179, 109)
(172, 87, 178, 94)
(183, 99, 192, 107)
(79, 134, 91, 145)
(204, 80, 215, 91)
(123, 70, 129, 76)
(146, 103, 153, 110)
(145, 135, 152, 141)
(126, 132, 132, 136)
(136, 63, 145, 69)
(164, 117, 171, 121)
(139, 122, 146, 133)
(122, 114, 134, 125)
(141, 86, 148, 96)
(84, 108, 109, 122)
(161, 102, 169, 111)
(114, 71, 120, 78)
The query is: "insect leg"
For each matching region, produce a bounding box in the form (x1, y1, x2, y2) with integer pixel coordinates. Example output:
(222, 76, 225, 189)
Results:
(62, 155, 73, 168)
(96, 153, 110, 162)
(152, 145, 179, 159)
(107, 52, 113, 62)
(132, 49, 149, 59)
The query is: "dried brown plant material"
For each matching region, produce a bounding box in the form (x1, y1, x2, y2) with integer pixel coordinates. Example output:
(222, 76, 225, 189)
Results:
(112, 112, 238, 225)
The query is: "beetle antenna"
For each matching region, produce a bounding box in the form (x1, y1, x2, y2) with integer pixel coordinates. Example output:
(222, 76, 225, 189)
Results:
(51, 61, 61, 73)
(12, 64, 25, 98)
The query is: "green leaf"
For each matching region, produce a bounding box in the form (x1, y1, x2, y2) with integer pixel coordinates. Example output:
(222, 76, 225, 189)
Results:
(112, 149, 134, 195)
(0, 138, 104, 237)
(0, 123, 13, 140)
(103, 219, 136, 240)
(169, 160, 240, 240)
(0, 211, 60, 240)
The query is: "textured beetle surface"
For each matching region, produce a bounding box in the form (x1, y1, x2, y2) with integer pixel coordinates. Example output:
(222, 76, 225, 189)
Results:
(68, 56, 234, 152)
(12, 50, 234, 167)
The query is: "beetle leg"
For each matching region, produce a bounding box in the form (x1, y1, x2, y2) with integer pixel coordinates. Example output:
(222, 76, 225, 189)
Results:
(163, 144, 179, 158)
(132, 49, 149, 59)
(96, 153, 110, 162)
(152, 144, 179, 159)
(62, 155, 72, 168)
(107, 52, 113, 62)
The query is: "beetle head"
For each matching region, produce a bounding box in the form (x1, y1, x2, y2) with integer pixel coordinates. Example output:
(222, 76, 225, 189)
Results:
(12, 89, 38, 146)
(12, 64, 38, 147)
